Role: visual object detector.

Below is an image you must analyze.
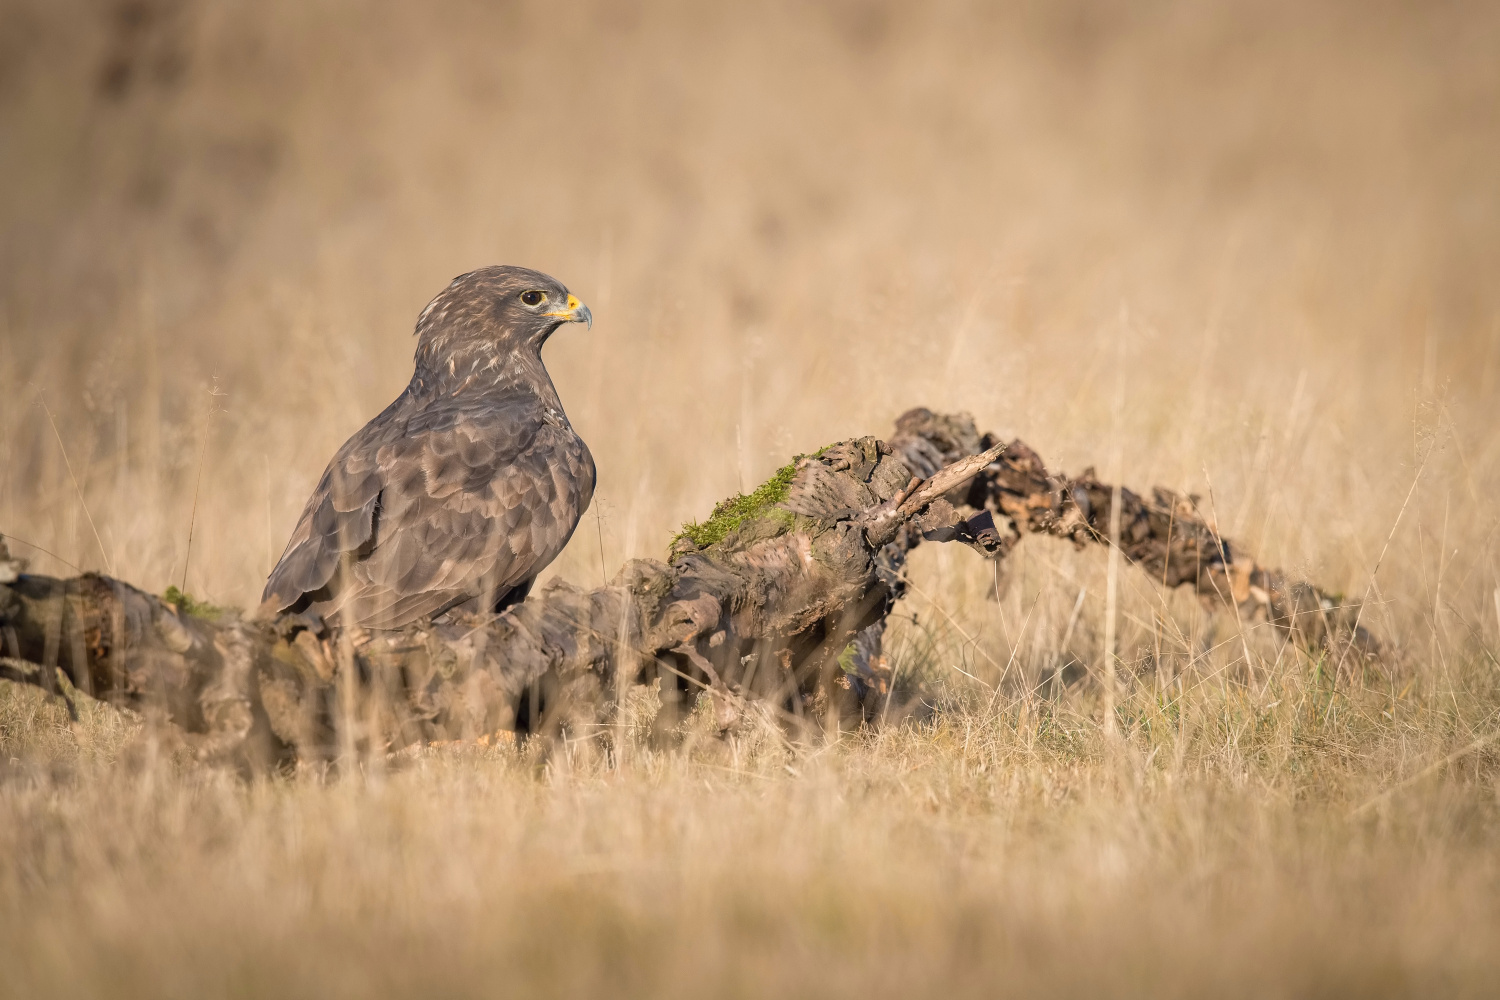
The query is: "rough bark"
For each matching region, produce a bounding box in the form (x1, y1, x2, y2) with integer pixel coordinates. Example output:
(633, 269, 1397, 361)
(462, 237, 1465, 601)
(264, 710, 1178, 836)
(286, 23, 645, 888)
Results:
(0, 409, 1374, 770)
(887, 408, 1373, 655)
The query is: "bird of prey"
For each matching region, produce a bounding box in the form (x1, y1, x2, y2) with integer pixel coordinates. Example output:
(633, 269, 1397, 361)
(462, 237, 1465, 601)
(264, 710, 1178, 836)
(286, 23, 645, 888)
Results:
(260, 265, 595, 629)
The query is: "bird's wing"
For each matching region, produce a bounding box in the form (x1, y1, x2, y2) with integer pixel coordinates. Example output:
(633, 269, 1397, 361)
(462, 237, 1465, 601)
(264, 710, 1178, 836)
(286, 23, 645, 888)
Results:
(262, 389, 595, 629)
(260, 399, 397, 612)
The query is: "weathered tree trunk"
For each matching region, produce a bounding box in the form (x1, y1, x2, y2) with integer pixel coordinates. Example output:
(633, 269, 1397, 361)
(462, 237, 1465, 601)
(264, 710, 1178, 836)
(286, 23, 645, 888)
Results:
(0, 409, 1373, 770)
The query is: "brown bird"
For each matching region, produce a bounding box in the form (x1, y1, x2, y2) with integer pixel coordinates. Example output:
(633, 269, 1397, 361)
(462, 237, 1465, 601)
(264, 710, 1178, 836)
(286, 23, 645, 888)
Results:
(260, 265, 595, 629)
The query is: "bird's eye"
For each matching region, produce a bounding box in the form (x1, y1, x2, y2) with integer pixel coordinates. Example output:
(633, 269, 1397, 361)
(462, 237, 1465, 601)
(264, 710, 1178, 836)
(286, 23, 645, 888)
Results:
(520, 290, 547, 307)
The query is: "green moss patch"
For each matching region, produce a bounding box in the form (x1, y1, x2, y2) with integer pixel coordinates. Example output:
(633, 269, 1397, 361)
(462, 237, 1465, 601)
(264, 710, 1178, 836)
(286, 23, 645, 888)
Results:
(675, 461, 800, 549)
(163, 585, 224, 620)
(837, 640, 859, 675)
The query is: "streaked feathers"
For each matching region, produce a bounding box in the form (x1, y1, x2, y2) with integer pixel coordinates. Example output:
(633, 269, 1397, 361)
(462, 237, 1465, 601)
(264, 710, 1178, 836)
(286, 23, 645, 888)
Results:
(261, 266, 595, 629)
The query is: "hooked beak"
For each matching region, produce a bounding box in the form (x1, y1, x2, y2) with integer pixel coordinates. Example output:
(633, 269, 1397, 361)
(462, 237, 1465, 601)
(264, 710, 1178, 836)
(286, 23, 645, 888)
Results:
(543, 293, 592, 329)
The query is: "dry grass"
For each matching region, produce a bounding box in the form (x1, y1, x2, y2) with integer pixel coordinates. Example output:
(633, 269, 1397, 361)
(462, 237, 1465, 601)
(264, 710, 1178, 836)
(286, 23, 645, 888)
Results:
(3, 0, 1500, 995)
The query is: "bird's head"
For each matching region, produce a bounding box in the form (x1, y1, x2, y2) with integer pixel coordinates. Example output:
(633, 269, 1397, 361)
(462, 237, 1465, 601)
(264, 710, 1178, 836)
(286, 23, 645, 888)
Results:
(412, 265, 591, 377)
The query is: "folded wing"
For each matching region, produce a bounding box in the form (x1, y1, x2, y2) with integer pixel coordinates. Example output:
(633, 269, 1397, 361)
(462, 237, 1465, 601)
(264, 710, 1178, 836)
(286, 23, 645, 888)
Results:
(261, 390, 595, 628)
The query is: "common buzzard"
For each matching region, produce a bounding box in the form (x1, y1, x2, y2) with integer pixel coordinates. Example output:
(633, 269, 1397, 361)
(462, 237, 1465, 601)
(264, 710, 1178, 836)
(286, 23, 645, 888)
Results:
(260, 265, 596, 629)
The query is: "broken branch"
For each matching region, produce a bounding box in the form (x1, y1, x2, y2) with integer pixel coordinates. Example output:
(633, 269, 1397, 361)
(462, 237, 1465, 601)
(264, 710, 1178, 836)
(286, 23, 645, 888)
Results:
(0, 409, 1376, 769)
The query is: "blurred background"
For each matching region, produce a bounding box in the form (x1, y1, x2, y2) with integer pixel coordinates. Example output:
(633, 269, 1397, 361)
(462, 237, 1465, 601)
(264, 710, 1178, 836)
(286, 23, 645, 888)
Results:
(5, 7, 1500, 995)
(1, 0, 1497, 628)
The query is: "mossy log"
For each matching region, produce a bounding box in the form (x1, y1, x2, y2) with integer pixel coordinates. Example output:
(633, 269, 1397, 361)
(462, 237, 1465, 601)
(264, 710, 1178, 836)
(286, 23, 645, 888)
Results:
(0, 409, 1373, 770)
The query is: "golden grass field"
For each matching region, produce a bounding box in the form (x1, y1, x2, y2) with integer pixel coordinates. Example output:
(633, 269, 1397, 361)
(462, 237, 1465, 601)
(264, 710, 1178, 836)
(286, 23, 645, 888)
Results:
(3, 0, 1500, 995)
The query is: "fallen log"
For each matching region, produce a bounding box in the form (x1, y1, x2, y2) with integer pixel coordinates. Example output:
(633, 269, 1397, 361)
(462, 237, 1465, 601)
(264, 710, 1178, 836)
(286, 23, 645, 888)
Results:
(0, 409, 1373, 770)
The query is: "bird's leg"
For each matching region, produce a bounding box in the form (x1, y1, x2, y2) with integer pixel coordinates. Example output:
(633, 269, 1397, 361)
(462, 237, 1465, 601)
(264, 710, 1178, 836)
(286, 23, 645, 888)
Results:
(493, 578, 535, 615)
(270, 607, 329, 641)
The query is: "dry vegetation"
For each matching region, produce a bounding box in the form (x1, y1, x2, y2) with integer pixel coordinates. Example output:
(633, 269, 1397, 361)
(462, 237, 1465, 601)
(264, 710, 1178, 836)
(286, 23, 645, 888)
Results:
(3, 0, 1500, 995)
